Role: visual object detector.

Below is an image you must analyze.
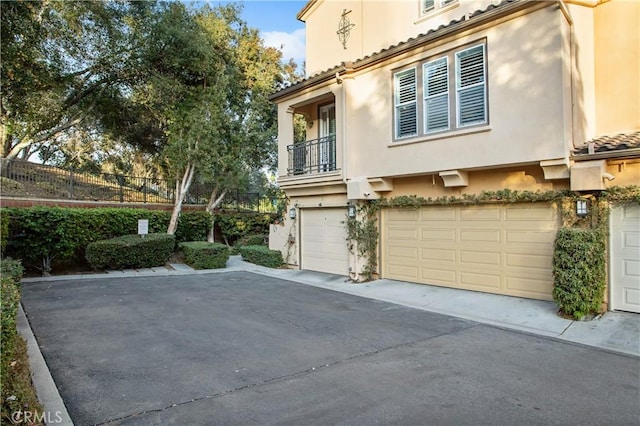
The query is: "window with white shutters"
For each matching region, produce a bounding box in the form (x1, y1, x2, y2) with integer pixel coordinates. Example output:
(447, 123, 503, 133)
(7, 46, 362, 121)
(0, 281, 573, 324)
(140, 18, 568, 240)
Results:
(456, 45, 486, 127)
(423, 57, 449, 133)
(392, 41, 487, 142)
(394, 68, 418, 139)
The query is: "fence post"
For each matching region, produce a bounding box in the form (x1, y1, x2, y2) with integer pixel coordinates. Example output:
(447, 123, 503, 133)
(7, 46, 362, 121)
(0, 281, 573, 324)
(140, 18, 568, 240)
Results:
(69, 167, 75, 199)
(118, 175, 124, 203)
(143, 177, 147, 203)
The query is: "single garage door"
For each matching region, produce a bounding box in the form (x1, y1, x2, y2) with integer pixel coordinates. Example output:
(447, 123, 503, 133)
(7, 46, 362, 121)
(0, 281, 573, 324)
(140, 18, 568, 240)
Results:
(610, 204, 640, 313)
(301, 208, 349, 275)
(382, 203, 559, 300)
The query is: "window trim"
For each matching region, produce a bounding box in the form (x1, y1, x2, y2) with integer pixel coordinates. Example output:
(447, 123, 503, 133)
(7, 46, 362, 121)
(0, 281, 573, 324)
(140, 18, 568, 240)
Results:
(392, 40, 488, 142)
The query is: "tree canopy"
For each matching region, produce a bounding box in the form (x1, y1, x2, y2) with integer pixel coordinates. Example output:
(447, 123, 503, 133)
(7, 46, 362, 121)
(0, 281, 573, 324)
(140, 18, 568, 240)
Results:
(1, 1, 289, 182)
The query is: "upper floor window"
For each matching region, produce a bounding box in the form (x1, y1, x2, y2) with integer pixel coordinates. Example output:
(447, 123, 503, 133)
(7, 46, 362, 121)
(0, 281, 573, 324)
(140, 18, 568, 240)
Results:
(421, 0, 458, 16)
(393, 43, 487, 141)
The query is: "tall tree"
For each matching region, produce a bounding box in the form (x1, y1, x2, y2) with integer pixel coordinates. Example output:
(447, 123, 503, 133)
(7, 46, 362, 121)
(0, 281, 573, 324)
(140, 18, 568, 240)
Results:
(144, 4, 283, 237)
(0, 0, 156, 159)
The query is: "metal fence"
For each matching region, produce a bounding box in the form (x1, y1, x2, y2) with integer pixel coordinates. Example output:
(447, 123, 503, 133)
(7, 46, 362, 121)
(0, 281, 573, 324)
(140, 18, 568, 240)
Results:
(0, 159, 283, 213)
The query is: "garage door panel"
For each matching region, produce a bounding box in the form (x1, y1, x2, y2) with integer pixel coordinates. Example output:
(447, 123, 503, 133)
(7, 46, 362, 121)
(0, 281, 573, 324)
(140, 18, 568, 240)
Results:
(506, 230, 555, 244)
(420, 268, 456, 284)
(383, 204, 558, 301)
(388, 227, 419, 240)
(421, 228, 456, 241)
(611, 205, 640, 313)
(460, 271, 501, 289)
(505, 252, 551, 269)
(460, 229, 501, 242)
(624, 232, 640, 248)
(421, 248, 455, 262)
(506, 276, 552, 297)
(420, 208, 456, 220)
(460, 206, 500, 221)
(625, 259, 640, 277)
(388, 209, 419, 221)
(391, 246, 419, 259)
(301, 209, 349, 275)
(623, 288, 640, 307)
(460, 250, 501, 267)
(389, 264, 419, 280)
(505, 204, 556, 221)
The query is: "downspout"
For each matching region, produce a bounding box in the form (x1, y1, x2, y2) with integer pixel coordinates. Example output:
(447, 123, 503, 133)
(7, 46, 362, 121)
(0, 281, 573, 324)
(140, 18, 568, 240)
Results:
(557, 0, 576, 150)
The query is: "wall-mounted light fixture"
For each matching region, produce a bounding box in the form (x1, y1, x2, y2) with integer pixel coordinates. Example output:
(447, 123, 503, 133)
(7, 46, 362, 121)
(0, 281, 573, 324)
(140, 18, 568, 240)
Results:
(576, 199, 588, 217)
(289, 207, 297, 219)
(347, 205, 356, 218)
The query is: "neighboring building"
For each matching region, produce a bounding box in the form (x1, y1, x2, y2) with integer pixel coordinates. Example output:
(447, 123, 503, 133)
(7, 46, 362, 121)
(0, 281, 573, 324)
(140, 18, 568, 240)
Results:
(269, 0, 639, 310)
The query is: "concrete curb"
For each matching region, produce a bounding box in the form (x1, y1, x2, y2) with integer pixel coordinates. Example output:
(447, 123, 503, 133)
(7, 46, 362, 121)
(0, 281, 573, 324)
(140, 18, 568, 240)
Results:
(17, 304, 74, 426)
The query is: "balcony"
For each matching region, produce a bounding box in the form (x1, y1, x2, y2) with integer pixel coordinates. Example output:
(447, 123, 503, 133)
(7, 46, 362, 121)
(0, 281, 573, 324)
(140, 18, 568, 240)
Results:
(287, 135, 336, 176)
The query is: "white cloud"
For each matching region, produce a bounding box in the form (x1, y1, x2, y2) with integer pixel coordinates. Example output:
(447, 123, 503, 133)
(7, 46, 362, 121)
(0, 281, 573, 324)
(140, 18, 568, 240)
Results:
(262, 28, 306, 65)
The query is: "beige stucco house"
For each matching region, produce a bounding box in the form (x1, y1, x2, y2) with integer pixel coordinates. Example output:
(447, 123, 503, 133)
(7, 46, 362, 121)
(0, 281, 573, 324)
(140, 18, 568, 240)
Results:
(269, 0, 640, 311)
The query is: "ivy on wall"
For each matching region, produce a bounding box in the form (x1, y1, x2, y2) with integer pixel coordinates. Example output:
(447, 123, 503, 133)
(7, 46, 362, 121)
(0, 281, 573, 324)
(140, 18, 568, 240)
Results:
(345, 185, 640, 288)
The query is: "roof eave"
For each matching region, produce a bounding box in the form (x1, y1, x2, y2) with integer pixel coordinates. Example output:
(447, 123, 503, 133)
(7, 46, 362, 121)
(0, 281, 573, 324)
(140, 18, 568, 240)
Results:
(270, 0, 547, 103)
(572, 148, 640, 161)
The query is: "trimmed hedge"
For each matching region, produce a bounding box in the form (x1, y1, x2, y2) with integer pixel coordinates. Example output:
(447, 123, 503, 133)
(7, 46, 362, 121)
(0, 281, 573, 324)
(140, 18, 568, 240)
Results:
(179, 241, 229, 269)
(216, 213, 275, 245)
(86, 233, 176, 270)
(4, 207, 274, 273)
(239, 245, 283, 268)
(552, 227, 606, 319)
(1, 259, 43, 423)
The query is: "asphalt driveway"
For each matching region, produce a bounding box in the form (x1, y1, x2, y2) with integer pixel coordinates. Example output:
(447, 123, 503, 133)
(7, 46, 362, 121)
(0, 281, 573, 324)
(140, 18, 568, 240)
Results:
(21, 272, 639, 425)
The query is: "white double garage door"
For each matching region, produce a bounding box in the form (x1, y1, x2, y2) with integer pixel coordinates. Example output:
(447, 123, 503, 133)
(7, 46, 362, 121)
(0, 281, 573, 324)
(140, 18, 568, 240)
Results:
(300, 204, 639, 310)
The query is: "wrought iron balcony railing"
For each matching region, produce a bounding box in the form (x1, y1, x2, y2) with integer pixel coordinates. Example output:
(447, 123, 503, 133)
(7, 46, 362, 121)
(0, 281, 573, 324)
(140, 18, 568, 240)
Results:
(287, 135, 336, 176)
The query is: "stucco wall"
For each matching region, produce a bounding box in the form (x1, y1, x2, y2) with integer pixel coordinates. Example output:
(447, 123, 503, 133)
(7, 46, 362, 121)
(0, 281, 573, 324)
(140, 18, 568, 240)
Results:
(594, 0, 640, 135)
(343, 6, 570, 179)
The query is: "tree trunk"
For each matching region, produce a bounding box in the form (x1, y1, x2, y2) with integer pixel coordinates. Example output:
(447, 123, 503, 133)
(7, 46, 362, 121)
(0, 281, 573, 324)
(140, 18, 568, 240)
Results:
(206, 187, 227, 242)
(167, 163, 196, 235)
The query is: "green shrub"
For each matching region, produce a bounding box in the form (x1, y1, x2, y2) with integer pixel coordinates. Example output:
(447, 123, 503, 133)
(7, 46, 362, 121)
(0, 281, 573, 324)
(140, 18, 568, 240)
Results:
(0, 259, 23, 282)
(179, 241, 229, 269)
(175, 210, 212, 242)
(216, 212, 276, 245)
(4, 207, 210, 272)
(0, 209, 8, 254)
(235, 234, 267, 247)
(552, 227, 606, 319)
(239, 245, 283, 268)
(86, 233, 176, 270)
(0, 259, 43, 423)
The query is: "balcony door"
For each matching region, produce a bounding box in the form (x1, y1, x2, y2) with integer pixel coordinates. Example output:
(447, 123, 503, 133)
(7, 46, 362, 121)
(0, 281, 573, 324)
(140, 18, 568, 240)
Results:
(318, 104, 336, 172)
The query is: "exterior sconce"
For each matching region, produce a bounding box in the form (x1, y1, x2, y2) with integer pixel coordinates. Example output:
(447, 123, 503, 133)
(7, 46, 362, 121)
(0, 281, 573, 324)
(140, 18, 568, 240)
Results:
(576, 199, 588, 217)
(347, 205, 356, 218)
(289, 207, 297, 219)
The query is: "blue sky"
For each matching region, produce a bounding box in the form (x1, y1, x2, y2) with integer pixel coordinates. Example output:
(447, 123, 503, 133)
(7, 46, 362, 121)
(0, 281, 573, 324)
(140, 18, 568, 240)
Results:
(203, 1, 308, 65)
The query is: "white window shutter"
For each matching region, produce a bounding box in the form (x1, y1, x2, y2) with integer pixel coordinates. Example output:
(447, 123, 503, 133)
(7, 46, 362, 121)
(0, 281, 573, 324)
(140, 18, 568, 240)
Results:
(394, 68, 418, 138)
(456, 45, 487, 127)
(424, 57, 449, 133)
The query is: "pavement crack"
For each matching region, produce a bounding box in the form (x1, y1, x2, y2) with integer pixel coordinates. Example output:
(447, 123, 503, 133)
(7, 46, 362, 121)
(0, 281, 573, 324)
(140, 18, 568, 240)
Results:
(558, 320, 575, 336)
(95, 324, 476, 425)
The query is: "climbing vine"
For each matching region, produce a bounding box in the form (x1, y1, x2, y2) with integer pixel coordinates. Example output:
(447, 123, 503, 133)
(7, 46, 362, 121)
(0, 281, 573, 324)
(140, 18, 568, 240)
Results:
(345, 203, 378, 281)
(344, 186, 639, 284)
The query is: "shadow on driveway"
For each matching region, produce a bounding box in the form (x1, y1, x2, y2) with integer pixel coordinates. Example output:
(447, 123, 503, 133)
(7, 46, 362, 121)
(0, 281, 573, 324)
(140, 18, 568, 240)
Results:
(22, 272, 639, 425)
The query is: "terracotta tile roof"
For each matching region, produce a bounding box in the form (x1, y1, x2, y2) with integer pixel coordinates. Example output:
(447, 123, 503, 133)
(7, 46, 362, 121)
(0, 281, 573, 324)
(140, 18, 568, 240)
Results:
(271, 0, 526, 100)
(573, 131, 640, 156)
